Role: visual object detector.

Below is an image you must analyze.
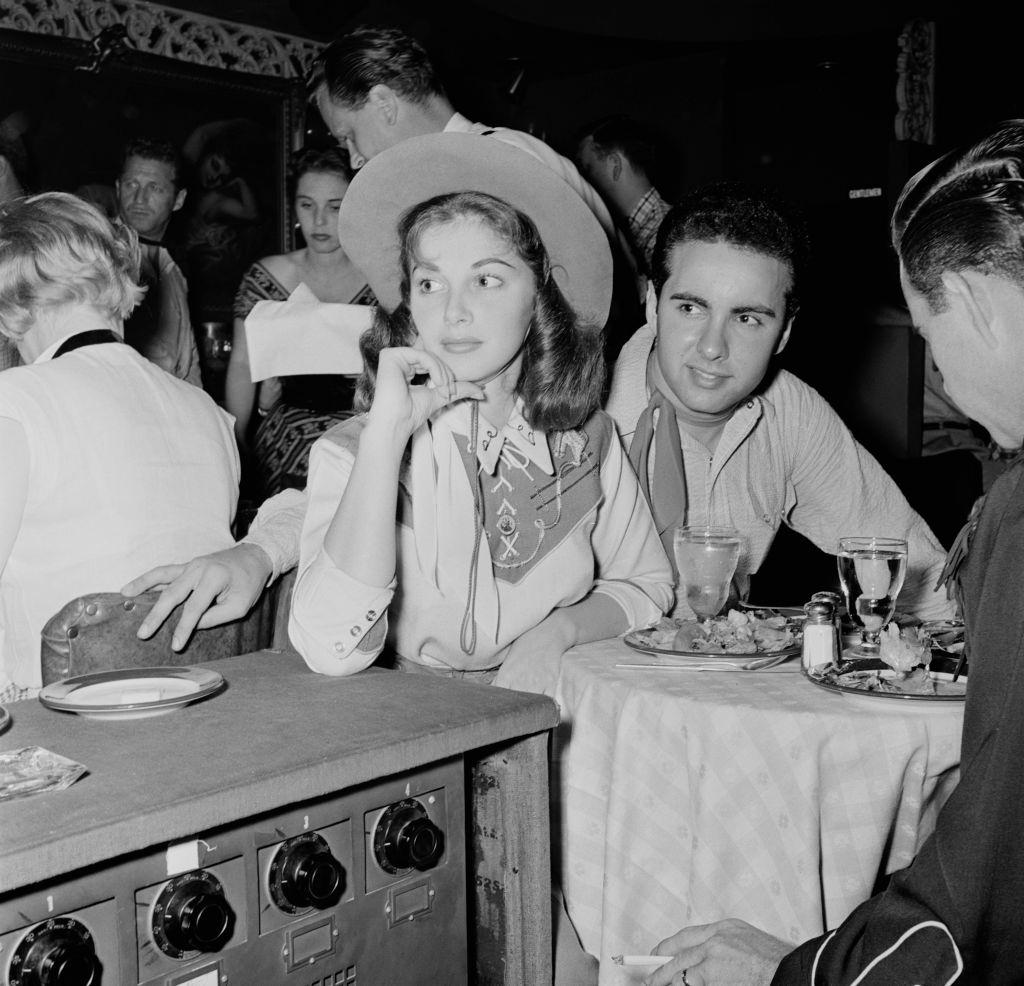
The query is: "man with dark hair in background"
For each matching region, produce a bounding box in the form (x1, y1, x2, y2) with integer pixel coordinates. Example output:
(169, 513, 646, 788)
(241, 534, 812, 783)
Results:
(576, 114, 673, 276)
(116, 136, 201, 386)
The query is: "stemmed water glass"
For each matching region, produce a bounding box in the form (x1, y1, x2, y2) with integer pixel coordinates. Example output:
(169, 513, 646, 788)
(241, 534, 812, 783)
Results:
(673, 526, 742, 622)
(836, 536, 908, 657)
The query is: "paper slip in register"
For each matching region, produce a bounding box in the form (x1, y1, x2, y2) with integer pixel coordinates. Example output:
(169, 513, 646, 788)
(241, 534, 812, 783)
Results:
(245, 283, 374, 382)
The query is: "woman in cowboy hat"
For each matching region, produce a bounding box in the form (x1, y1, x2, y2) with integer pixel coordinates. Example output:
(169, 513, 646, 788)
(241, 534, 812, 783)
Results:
(288, 131, 673, 683)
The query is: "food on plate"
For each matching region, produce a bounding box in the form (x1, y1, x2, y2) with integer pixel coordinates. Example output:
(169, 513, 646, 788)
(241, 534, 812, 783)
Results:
(878, 623, 930, 674)
(818, 666, 937, 695)
(808, 661, 966, 698)
(633, 608, 801, 654)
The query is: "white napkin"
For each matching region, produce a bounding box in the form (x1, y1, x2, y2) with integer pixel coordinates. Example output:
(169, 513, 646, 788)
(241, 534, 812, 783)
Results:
(244, 283, 374, 381)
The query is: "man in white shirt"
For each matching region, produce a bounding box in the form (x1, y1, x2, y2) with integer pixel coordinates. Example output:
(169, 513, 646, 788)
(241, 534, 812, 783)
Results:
(308, 24, 643, 351)
(605, 180, 954, 620)
(308, 26, 616, 235)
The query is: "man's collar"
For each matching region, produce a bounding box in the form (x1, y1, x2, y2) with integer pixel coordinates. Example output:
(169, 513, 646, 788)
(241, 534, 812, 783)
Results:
(443, 112, 474, 133)
(627, 185, 659, 223)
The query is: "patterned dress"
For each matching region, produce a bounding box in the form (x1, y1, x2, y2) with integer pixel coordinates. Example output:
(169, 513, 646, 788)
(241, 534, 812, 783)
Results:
(233, 261, 375, 496)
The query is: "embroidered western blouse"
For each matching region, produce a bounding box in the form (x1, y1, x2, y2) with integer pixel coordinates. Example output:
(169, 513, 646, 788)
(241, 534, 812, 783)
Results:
(288, 402, 674, 675)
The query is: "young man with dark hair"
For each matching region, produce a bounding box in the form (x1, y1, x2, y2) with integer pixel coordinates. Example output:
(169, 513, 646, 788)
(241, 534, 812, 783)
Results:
(605, 181, 954, 621)
(644, 122, 1024, 986)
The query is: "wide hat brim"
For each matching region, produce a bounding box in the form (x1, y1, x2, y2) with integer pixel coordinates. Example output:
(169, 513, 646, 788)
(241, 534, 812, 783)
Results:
(337, 131, 612, 326)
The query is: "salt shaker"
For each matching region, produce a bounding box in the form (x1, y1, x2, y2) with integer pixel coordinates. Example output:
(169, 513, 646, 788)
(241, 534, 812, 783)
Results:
(802, 598, 839, 672)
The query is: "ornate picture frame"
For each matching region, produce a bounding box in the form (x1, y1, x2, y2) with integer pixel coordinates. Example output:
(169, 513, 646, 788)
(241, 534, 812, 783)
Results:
(0, 18, 309, 326)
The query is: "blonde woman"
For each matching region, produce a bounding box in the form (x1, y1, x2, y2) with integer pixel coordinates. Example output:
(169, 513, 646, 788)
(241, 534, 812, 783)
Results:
(0, 193, 238, 700)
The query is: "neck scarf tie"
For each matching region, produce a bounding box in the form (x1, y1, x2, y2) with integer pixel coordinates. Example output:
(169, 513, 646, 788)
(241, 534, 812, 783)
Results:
(628, 388, 687, 577)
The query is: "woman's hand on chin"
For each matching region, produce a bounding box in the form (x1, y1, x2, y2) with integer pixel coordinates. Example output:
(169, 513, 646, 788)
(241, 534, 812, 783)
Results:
(368, 346, 484, 442)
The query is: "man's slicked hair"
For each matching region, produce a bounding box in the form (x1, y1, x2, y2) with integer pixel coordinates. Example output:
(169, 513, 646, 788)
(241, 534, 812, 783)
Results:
(306, 25, 446, 109)
(651, 180, 811, 322)
(892, 119, 1024, 313)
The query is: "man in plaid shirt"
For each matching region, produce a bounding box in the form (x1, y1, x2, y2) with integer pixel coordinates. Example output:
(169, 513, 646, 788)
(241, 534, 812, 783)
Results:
(576, 114, 673, 276)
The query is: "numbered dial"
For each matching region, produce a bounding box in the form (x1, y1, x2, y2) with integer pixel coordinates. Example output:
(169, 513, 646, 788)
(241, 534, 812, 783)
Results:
(373, 799, 445, 874)
(151, 870, 234, 958)
(8, 916, 99, 986)
(268, 832, 345, 913)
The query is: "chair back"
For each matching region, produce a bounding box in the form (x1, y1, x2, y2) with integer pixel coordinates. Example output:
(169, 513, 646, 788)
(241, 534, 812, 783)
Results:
(39, 587, 278, 685)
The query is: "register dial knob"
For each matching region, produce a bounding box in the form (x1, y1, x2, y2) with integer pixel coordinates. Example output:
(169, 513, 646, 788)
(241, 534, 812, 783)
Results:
(269, 832, 345, 912)
(8, 916, 99, 986)
(373, 798, 445, 874)
(152, 870, 234, 958)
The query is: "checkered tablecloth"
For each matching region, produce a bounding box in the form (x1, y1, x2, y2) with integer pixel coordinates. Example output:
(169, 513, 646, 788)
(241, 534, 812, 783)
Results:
(502, 638, 964, 984)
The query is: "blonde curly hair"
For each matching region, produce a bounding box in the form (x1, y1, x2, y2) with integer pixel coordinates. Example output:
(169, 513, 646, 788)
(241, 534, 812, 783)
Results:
(0, 191, 144, 341)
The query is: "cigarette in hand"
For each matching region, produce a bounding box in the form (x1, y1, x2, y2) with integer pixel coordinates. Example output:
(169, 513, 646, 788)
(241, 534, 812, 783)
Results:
(611, 954, 672, 967)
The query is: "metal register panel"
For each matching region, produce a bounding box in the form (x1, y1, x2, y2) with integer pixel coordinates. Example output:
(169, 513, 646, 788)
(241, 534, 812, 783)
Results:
(0, 757, 466, 986)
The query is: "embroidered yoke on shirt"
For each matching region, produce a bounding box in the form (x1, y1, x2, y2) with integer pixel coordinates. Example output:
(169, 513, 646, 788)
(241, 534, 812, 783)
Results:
(289, 405, 673, 676)
(408, 404, 601, 582)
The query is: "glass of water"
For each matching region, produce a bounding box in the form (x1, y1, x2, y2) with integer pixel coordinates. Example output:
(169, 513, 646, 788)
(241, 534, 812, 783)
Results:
(836, 536, 908, 656)
(673, 526, 742, 621)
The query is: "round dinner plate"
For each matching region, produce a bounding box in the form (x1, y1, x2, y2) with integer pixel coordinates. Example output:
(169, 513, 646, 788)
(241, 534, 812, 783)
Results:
(804, 658, 967, 703)
(624, 618, 802, 661)
(39, 667, 225, 721)
(737, 602, 806, 619)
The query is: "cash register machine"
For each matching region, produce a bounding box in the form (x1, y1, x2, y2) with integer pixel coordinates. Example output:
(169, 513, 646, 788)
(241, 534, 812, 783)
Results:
(0, 652, 558, 985)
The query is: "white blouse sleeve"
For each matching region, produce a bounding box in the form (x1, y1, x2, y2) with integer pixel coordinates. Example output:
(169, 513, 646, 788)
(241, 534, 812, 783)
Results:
(288, 436, 395, 676)
(240, 487, 306, 581)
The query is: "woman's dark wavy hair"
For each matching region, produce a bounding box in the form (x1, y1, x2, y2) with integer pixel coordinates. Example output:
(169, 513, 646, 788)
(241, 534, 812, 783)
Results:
(355, 190, 605, 432)
(892, 119, 1024, 313)
(287, 145, 354, 200)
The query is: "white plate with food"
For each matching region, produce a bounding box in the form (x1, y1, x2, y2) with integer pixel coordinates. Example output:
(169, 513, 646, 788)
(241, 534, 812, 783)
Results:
(805, 655, 967, 702)
(738, 602, 807, 619)
(625, 608, 803, 659)
(806, 621, 967, 703)
(38, 667, 225, 721)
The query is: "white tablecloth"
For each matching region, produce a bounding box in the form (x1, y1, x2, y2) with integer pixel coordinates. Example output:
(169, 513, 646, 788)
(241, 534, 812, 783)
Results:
(500, 638, 964, 984)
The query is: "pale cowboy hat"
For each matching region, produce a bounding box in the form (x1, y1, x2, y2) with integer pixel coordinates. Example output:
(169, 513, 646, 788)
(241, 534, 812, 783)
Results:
(336, 131, 613, 326)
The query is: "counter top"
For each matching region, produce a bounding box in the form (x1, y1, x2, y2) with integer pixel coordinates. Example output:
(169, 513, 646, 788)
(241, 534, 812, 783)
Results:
(0, 651, 558, 894)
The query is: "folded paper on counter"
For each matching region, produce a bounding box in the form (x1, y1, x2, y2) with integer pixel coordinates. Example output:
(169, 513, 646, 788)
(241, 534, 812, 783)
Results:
(0, 746, 87, 801)
(245, 283, 374, 382)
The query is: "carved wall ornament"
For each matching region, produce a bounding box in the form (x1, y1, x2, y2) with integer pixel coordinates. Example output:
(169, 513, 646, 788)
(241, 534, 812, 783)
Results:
(0, 0, 323, 79)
